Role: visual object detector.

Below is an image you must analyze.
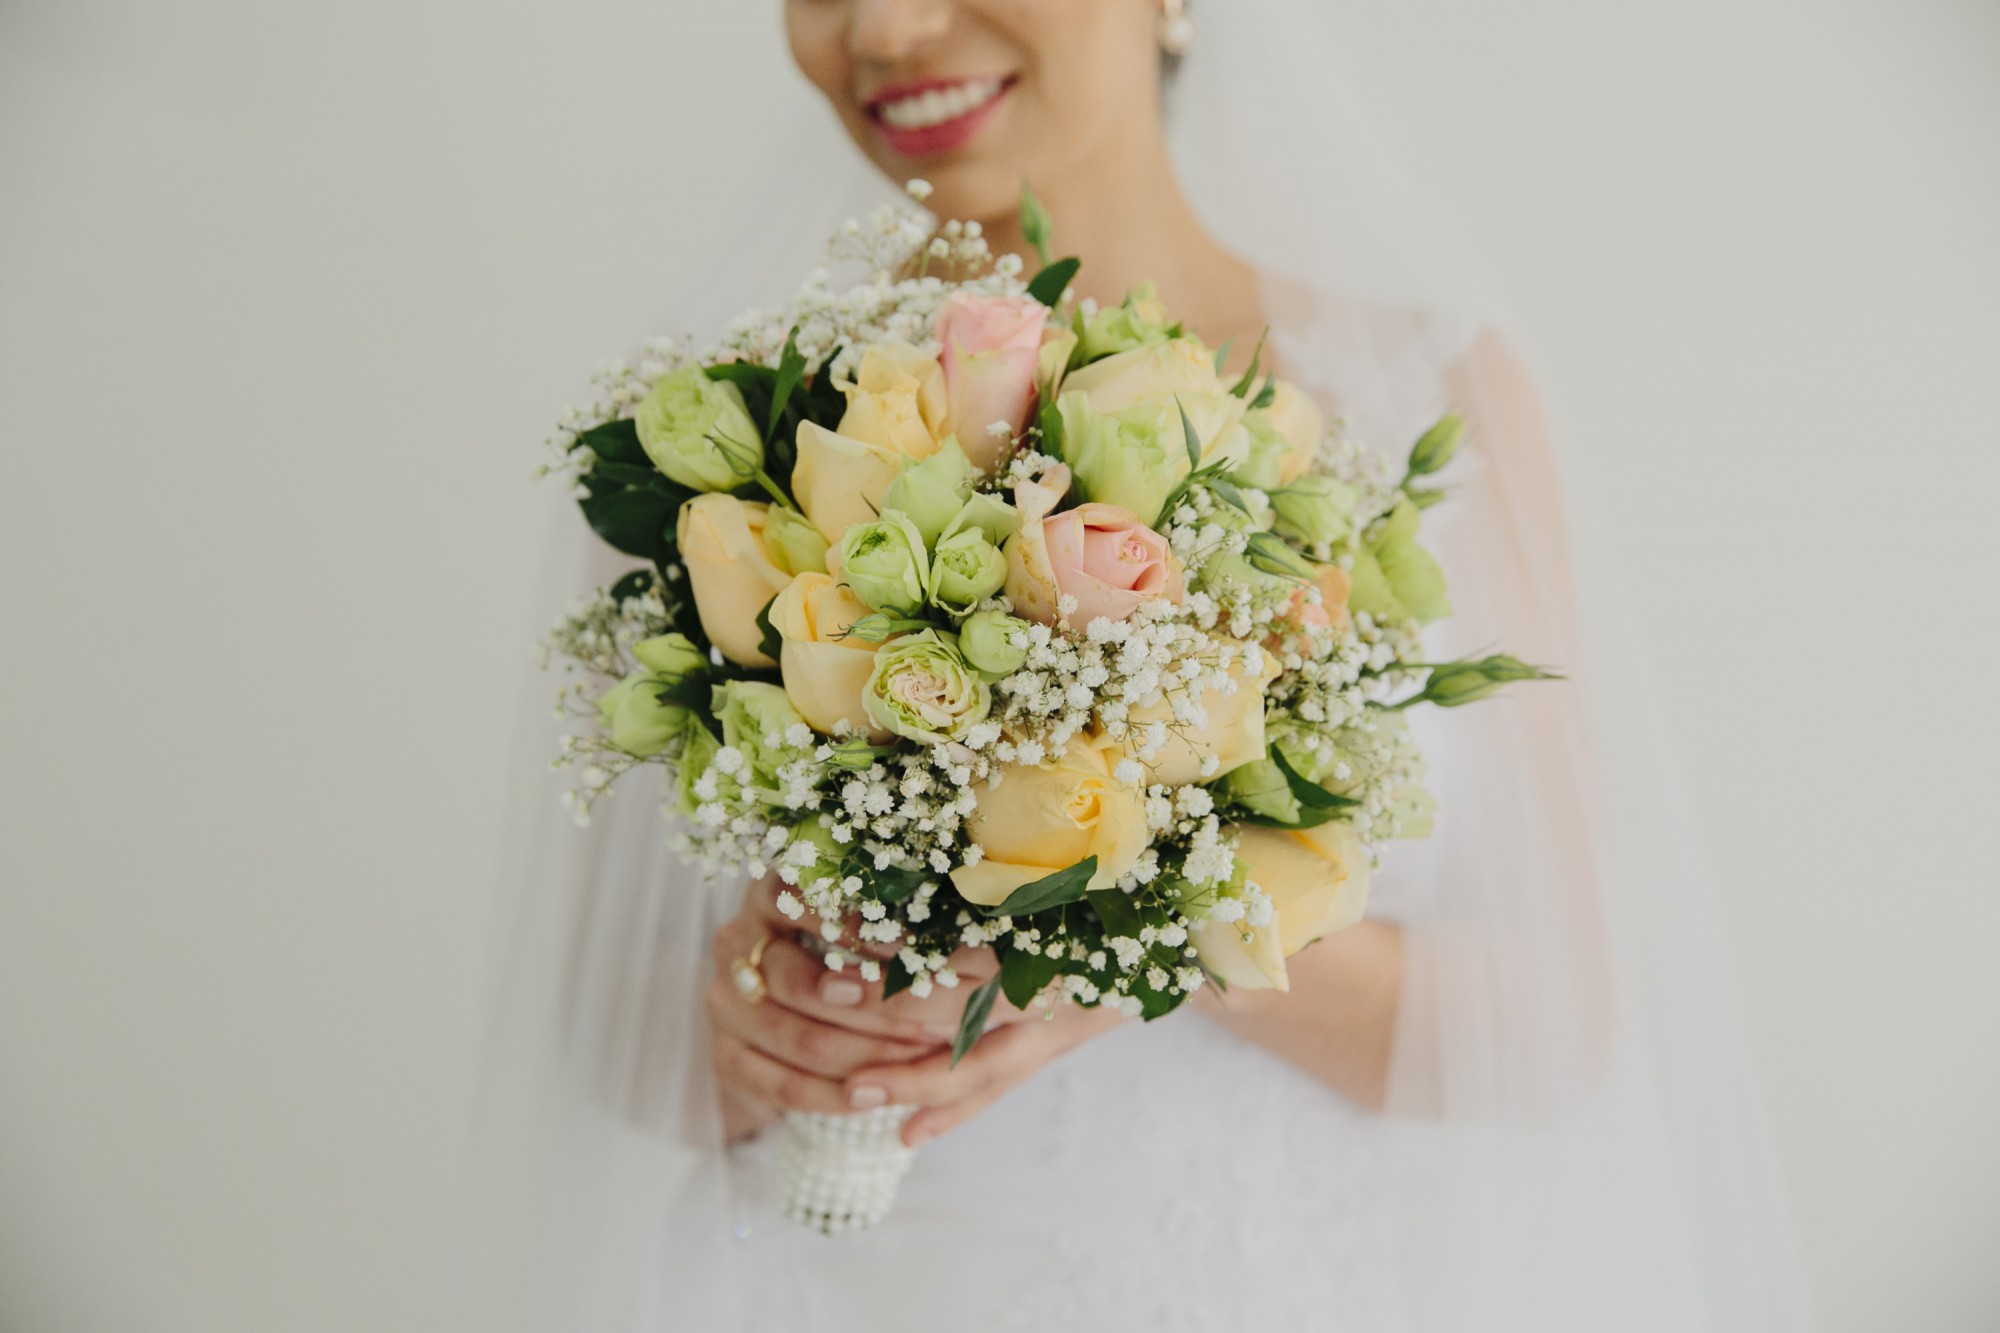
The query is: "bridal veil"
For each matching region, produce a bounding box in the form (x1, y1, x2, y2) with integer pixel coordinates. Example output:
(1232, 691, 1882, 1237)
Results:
(447, 2, 1816, 1327)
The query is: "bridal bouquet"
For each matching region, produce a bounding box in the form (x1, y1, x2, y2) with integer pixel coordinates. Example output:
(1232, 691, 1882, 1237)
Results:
(541, 185, 1549, 1232)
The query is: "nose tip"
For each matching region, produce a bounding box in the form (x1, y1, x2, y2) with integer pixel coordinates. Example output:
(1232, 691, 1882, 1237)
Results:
(848, 0, 952, 62)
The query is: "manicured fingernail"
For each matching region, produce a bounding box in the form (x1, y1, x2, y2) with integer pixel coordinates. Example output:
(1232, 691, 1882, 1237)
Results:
(848, 1084, 887, 1109)
(920, 1021, 955, 1040)
(821, 977, 864, 1006)
(906, 1123, 935, 1147)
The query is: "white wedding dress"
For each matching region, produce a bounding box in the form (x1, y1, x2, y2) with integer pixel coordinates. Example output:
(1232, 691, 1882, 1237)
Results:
(446, 5, 1816, 1328)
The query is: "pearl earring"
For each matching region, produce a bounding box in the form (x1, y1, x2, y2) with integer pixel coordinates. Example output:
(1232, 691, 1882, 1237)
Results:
(1157, 0, 1194, 55)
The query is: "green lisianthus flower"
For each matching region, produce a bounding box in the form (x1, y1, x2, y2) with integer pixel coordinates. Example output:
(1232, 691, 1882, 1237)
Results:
(712, 680, 811, 796)
(1057, 393, 1192, 528)
(1232, 411, 1293, 492)
(880, 438, 978, 544)
(1348, 499, 1450, 625)
(633, 366, 762, 493)
(1268, 475, 1359, 549)
(783, 813, 848, 894)
(1076, 282, 1175, 362)
(672, 721, 723, 814)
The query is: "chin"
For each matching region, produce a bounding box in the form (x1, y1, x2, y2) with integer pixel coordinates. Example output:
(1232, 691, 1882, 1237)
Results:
(896, 161, 1022, 229)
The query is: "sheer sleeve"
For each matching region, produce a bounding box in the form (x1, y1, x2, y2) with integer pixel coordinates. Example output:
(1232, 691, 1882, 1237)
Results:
(1267, 293, 1814, 1328)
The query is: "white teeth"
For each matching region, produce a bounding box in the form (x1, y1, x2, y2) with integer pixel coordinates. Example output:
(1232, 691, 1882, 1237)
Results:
(878, 79, 1003, 131)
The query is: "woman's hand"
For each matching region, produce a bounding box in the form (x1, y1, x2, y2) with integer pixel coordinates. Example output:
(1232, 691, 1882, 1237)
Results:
(706, 876, 942, 1140)
(706, 875, 1124, 1145)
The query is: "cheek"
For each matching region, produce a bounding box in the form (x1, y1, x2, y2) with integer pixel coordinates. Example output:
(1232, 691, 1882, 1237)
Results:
(998, 2, 1157, 145)
(783, 3, 851, 111)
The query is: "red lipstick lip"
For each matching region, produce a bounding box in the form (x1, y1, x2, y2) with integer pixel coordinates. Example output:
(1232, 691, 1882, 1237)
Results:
(866, 77, 1016, 159)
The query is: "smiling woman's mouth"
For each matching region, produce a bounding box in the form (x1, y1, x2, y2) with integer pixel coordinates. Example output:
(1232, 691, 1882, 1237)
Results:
(865, 76, 1016, 157)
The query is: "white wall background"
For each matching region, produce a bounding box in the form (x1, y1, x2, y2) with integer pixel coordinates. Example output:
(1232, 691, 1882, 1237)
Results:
(2, 3, 1994, 1331)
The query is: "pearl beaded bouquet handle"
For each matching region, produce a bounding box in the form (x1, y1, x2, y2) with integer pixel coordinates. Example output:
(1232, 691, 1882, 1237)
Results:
(538, 185, 1554, 1231)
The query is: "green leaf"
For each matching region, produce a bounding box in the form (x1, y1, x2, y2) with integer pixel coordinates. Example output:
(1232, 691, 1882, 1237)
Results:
(579, 487, 678, 563)
(999, 944, 1061, 1011)
(1026, 256, 1081, 309)
(660, 671, 723, 738)
(754, 596, 783, 663)
(1212, 338, 1235, 376)
(766, 328, 807, 444)
(607, 568, 660, 605)
(951, 973, 1004, 1067)
(573, 418, 647, 466)
(1019, 184, 1054, 267)
(1085, 888, 1144, 938)
(1406, 485, 1448, 510)
(1176, 397, 1202, 471)
(1205, 478, 1251, 515)
(1271, 746, 1360, 811)
(867, 864, 930, 904)
(882, 955, 916, 1000)
(983, 856, 1098, 917)
(1244, 530, 1312, 582)
(1228, 330, 1269, 398)
(1250, 371, 1277, 411)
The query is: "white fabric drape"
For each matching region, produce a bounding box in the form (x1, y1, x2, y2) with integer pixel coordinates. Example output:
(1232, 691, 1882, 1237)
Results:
(445, 2, 1814, 1327)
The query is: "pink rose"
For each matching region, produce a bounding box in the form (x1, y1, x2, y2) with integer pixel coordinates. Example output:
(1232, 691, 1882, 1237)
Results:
(1004, 464, 1183, 627)
(935, 293, 1047, 473)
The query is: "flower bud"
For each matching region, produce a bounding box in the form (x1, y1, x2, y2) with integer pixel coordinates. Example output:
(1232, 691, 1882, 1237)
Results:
(594, 672, 687, 758)
(629, 633, 704, 682)
(634, 366, 762, 493)
(836, 513, 931, 616)
(1419, 654, 1554, 708)
(927, 526, 1008, 615)
(1406, 413, 1464, 478)
(958, 610, 1032, 679)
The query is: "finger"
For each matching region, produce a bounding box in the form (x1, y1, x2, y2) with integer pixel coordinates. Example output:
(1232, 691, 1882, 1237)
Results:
(757, 938, 940, 1043)
(844, 1021, 1045, 1114)
(903, 1085, 1007, 1147)
(708, 1033, 851, 1115)
(705, 978, 935, 1080)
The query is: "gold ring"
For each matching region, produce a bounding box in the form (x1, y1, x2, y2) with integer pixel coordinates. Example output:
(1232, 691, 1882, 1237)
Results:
(730, 934, 772, 1005)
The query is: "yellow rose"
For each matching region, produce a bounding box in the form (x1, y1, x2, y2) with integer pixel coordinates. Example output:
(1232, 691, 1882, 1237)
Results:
(793, 419, 941, 544)
(676, 494, 792, 668)
(1123, 641, 1279, 785)
(952, 736, 1147, 907)
(1191, 822, 1373, 992)
(768, 572, 886, 740)
(1263, 379, 1325, 486)
(836, 341, 948, 458)
(1062, 338, 1248, 469)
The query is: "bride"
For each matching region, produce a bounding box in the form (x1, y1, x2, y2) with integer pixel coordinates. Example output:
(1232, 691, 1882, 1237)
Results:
(453, 2, 1815, 1329)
